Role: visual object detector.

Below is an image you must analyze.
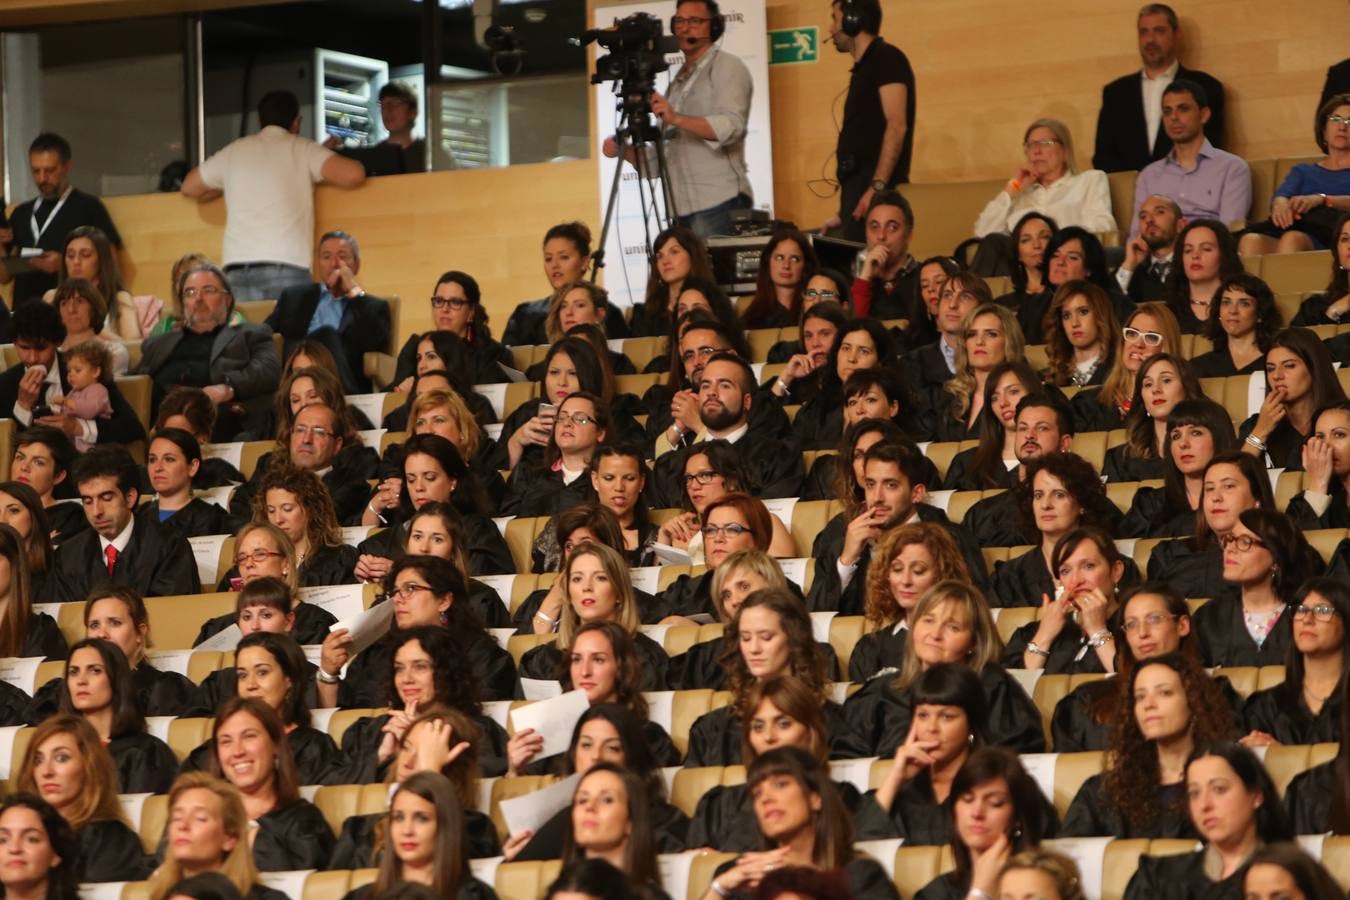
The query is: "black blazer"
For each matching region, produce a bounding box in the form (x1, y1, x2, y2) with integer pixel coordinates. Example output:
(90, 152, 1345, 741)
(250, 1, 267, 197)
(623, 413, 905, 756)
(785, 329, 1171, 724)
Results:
(0, 355, 147, 446)
(1092, 65, 1227, 173)
(266, 284, 391, 393)
(48, 516, 201, 601)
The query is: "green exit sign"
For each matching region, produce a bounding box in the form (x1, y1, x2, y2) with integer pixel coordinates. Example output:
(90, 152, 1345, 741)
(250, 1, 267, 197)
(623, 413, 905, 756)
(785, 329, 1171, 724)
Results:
(769, 27, 818, 65)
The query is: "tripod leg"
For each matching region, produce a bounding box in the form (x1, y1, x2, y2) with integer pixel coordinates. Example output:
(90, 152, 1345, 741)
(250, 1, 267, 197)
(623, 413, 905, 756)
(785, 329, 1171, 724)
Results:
(591, 113, 632, 283)
(652, 129, 679, 226)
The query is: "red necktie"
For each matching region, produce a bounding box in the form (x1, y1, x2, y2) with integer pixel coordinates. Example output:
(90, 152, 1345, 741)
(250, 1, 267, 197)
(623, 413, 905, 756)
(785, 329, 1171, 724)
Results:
(105, 545, 118, 577)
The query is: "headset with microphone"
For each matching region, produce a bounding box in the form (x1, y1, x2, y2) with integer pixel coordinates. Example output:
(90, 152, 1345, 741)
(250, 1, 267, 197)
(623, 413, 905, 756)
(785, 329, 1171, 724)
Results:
(837, 0, 882, 38)
(671, 0, 725, 44)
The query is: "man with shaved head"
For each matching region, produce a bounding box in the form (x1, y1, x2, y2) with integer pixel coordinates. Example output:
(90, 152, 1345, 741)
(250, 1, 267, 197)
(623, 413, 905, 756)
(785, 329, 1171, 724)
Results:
(1116, 193, 1184, 301)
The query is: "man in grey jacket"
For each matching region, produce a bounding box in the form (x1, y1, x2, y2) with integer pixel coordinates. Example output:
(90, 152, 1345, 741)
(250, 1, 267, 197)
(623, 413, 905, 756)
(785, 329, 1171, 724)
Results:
(136, 261, 281, 440)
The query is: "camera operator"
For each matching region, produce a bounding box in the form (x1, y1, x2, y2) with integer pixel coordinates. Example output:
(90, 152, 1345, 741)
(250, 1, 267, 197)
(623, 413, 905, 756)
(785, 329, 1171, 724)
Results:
(602, 0, 753, 239)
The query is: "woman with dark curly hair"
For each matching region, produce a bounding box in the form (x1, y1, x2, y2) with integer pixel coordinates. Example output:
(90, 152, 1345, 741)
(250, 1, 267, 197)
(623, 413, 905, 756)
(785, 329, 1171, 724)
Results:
(685, 588, 865, 767)
(1196, 508, 1324, 668)
(849, 524, 970, 683)
(1063, 653, 1236, 838)
(741, 227, 818, 330)
(1292, 212, 1350, 325)
(1163, 219, 1246, 334)
(0, 793, 82, 900)
(630, 226, 716, 337)
(990, 454, 1129, 608)
(246, 465, 356, 585)
(1102, 352, 1204, 483)
(1191, 273, 1283, 377)
(942, 361, 1045, 491)
(1042, 281, 1120, 388)
(1123, 742, 1292, 900)
(1119, 399, 1238, 538)
(1002, 528, 1138, 675)
(1240, 327, 1348, 471)
(848, 582, 1044, 757)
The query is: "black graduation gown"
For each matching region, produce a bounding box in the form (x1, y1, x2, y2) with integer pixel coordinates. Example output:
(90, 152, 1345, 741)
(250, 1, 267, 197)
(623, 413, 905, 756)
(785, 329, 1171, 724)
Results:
(78, 818, 151, 883)
(516, 797, 686, 859)
(1050, 673, 1244, 754)
(252, 799, 335, 872)
(848, 626, 909, 684)
(991, 547, 1140, 609)
(654, 570, 718, 621)
(1192, 598, 1294, 668)
(1286, 481, 1350, 530)
(961, 490, 1037, 549)
(144, 497, 241, 540)
(27, 663, 203, 724)
(511, 585, 666, 634)
(518, 719, 679, 776)
(393, 331, 514, 388)
(1242, 682, 1341, 746)
(1002, 618, 1113, 676)
(942, 448, 1016, 492)
(1190, 349, 1265, 378)
(0, 678, 30, 726)
(683, 702, 868, 767)
(15, 612, 68, 660)
(196, 456, 247, 489)
(666, 635, 840, 692)
(1102, 443, 1166, 483)
(195, 662, 321, 722)
(1119, 487, 1197, 540)
(184, 724, 340, 787)
(1147, 538, 1236, 603)
(193, 602, 338, 649)
(338, 628, 516, 706)
(689, 780, 863, 854)
(516, 632, 670, 693)
(785, 389, 845, 452)
(48, 517, 201, 601)
(355, 516, 515, 577)
(498, 462, 597, 518)
(844, 663, 1044, 758)
(47, 501, 89, 549)
(342, 876, 498, 900)
(649, 431, 804, 509)
(853, 767, 1061, 844)
(1123, 848, 1244, 900)
(233, 446, 381, 526)
(109, 731, 180, 794)
(711, 855, 898, 900)
(1063, 774, 1195, 839)
(1070, 386, 1126, 433)
(1284, 760, 1335, 835)
(325, 711, 510, 783)
(915, 872, 970, 900)
(329, 808, 501, 869)
(1237, 416, 1307, 472)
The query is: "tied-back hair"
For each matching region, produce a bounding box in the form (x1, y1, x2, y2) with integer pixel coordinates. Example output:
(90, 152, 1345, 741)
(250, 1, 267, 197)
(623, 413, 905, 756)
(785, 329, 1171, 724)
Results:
(863, 523, 970, 629)
(403, 501, 472, 584)
(1235, 508, 1324, 604)
(721, 588, 829, 703)
(207, 697, 300, 808)
(0, 793, 80, 900)
(148, 772, 261, 900)
(234, 631, 313, 728)
(946, 748, 1048, 886)
(250, 465, 343, 552)
(1102, 653, 1236, 831)
(560, 621, 649, 721)
(1124, 354, 1203, 459)
(386, 626, 482, 716)
(1196, 451, 1274, 547)
(1322, 214, 1350, 298)
(59, 638, 143, 739)
(893, 581, 1003, 692)
(969, 361, 1043, 489)
(373, 772, 472, 898)
(16, 714, 127, 832)
(738, 675, 830, 766)
(0, 522, 36, 658)
(1009, 213, 1059, 295)
(1043, 280, 1120, 386)
(709, 548, 788, 623)
(945, 303, 1027, 422)
(743, 227, 818, 327)
(561, 763, 663, 892)
(1206, 273, 1282, 352)
(1185, 741, 1293, 843)
(746, 747, 853, 868)
(831, 419, 909, 513)
(85, 586, 153, 667)
(1158, 399, 1238, 518)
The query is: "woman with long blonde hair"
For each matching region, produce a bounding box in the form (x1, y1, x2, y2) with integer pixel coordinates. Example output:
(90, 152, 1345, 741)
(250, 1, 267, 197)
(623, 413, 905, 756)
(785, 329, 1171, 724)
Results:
(936, 304, 1027, 440)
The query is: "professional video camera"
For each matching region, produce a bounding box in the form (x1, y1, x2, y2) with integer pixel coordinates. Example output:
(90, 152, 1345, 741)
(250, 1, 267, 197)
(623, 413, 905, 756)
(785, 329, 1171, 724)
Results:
(575, 13, 680, 136)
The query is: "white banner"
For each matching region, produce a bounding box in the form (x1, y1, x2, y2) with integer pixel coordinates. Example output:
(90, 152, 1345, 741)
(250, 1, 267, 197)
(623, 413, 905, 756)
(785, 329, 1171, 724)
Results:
(593, 1, 773, 308)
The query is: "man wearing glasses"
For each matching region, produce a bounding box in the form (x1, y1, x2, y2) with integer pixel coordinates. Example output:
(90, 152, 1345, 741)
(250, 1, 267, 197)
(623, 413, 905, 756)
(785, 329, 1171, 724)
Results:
(601, 0, 753, 238)
(264, 230, 391, 393)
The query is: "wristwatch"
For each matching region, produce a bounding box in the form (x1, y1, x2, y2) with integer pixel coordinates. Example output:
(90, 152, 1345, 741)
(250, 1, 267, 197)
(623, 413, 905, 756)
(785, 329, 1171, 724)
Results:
(1026, 641, 1050, 658)
(870, 178, 887, 192)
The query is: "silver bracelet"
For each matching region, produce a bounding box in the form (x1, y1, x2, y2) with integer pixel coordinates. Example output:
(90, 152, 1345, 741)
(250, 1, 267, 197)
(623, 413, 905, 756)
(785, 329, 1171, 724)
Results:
(1088, 629, 1113, 648)
(534, 610, 557, 625)
(1026, 641, 1051, 658)
(1245, 433, 1268, 452)
(710, 879, 731, 898)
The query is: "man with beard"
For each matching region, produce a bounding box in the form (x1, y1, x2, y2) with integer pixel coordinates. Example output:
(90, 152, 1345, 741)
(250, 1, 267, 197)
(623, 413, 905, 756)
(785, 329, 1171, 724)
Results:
(963, 395, 1077, 549)
(806, 438, 986, 616)
(650, 352, 801, 507)
(1115, 195, 1184, 302)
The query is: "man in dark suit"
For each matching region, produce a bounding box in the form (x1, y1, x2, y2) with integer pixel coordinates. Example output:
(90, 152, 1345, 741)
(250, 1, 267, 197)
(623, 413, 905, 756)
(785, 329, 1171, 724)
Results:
(264, 230, 390, 393)
(136, 261, 281, 440)
(48, 446, 201, 601)
(1114, 194, 1183, 302)
(1092, 3, 1226, 173)
(0, 302, 145, 448)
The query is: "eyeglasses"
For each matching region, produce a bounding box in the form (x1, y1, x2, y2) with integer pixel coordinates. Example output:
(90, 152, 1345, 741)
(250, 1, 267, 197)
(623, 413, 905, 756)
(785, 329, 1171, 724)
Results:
(430, 296, 473, 311)
(389, 582, 432, 600)
(671, 15, 711, 26)
(183, 286, 225, 300)
(1219, 533, 1267, 552)
(555, 411, 595, 426)
(1294, 603, 1339, 622)
(804, 289, 839, 301)
(681, 345, 720, 364)
(1122, 326, 1165, 347)
(684, 469, 720, 486)
(293, 425, 335, 440)
(1121, 612, 1180, 634)
(233, 549, 284, 566)
(1024, 139, 1062, 151)
(1328, 114, 1350, 127)
(702, 523, 752, 538)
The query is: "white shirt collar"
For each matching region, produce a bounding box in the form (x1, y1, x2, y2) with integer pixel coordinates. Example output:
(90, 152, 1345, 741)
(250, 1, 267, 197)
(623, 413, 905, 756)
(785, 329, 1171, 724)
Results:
(99, 515, 136, 557)
(1141, 59, 1180, 81)
(706, 421, 750, 444)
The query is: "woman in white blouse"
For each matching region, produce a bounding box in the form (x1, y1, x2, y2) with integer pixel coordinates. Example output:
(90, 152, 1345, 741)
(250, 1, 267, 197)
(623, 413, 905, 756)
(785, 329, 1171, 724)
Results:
(974, 119, 1118, 238)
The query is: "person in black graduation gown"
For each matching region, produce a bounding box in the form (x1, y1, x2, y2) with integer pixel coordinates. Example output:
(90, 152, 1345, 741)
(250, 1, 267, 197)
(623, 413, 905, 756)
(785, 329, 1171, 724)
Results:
(0, 794, 85, 900)
(844, 582, 1044, 757)
(502, 222, 614, 347)
(1119, 398, 1237, 539)
(148, 771, 290, 900)
(0, 480, 60, 603)
(0, 522, 66, 662)
(1051, 583, 1243, 754)
(196, 697, 333, 871)
(1238, 327, 1348, 472)
(499, 391, 605, 518)
(515, 547, 670, 695)
(1194, 508, 1323, 669)
(319, 555, 517, 709)
(901, 271, 992, 421)
(684, 588, 866, 768)
(1284, 663, 1350, 836)
(153, 386, 249, 488)
(930, 303, 1029, 443)
(1159, 220, 1246, 337)
(1102, 351, 1204, 484)
(847, 523, 974, 684)
(1063, 653, 1237, 838)
(183, 632, 339, 786)
(1239, 577, 1348, 749)
(58, 638, 179, 794)
(329, 703, 503, 868)
(47, 445, 201, 601)
(324, 626, 509, 784)
(13, 714, 151, 883)
(530, 445, 659, 572)
(992, 213, 1055, 322)
(390, 273, 513, 391)
(702, 747, 898, 900)
(506, 704, 688, 862)
(15, 428, 92, 549)
(943, 362, 1054, 492)
(807, 438, 988, 618)
(1123, 741, 1295, 900)
(143, 429, 242, 539)
(1287, 401, 1350, 530)
(1188, 274, 1282, 379)
(911, 747, 1054, 900)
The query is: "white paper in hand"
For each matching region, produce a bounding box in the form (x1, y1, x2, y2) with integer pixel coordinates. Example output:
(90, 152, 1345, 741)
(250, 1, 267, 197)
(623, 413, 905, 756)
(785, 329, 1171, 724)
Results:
(498, 773, 580, 838)
(509, 689, 589, 758)
(195, 624, 243, 652)
(331, 601, 395, 655)
(299, 584, 367, 621)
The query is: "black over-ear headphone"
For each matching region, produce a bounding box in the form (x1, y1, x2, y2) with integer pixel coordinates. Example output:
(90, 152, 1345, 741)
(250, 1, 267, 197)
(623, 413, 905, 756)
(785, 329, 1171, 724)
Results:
(672, 0, 726, 43)
(839, 0, 880, 37)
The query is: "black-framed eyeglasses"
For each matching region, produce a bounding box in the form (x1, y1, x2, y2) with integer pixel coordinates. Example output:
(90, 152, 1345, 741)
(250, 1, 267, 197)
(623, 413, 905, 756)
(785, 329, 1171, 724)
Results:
(1219, 533, 1267, 552)
(684, 469, 719, 486)
(431, 296, 473, 311)
(1294, 604, 1339, 622)
(1123, 326, 1165, 346)
(702, 523, 752, 538)
(1121, 612, 1180, 634)
(671, 15, 711, 26)
(389, 582, 433, 600)
(804, 288, 839, 301)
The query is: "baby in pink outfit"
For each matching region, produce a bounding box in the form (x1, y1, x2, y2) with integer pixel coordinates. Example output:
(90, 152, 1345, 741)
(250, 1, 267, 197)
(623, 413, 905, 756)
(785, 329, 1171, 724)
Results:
(53, 340, 114, 452)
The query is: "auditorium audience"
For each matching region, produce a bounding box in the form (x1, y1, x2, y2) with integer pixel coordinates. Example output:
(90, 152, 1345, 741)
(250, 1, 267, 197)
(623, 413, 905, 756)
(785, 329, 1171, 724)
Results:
(0, 481, 55, 600)
(500, 391, 607, 517)
(908, 256, 960, 348)
(850, 191, 920, 321)
(144, 428, 239, 538)
(1190, 273, 1282, 376)
(1163, 219, 1245, 334)
(943, 363, 1048, 491)
(770, 317, 896, 450)
(1018, 227, 1122, 346)
(1240, 327, 1348, 470)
